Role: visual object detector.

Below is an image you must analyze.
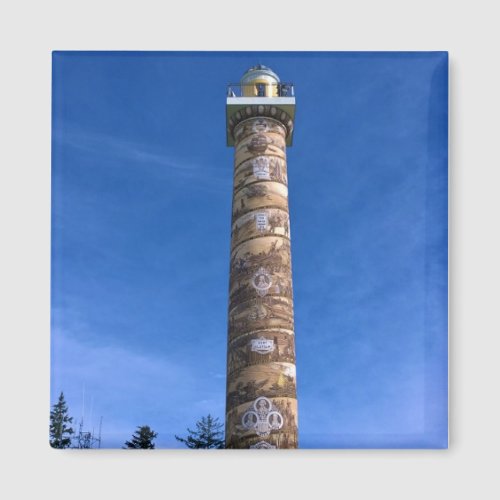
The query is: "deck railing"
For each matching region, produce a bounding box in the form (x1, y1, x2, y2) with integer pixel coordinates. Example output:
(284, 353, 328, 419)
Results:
(227, 83, 295, 98)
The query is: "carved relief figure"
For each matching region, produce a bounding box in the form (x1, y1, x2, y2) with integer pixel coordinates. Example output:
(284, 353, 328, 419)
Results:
(231, 182, 289, 220)
(228, 295, 294, 341)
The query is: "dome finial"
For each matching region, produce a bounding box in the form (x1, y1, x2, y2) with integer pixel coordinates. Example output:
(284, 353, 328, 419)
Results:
(241, 65, 280, 84)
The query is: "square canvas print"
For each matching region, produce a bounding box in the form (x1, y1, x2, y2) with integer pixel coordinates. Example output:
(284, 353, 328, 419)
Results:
(50, 51, 448, 449)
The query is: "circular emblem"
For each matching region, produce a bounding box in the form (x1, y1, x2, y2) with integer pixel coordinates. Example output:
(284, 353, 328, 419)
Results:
(241, 397, 284, 437)
(252, 267, 272, 297)
(242, 411, 258, 429)
(255, 397, 273, 416)
(267, 411, 283, 430)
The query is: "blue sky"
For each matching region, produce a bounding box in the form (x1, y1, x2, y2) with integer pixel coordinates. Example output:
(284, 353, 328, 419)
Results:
(51, 51, 448, 448)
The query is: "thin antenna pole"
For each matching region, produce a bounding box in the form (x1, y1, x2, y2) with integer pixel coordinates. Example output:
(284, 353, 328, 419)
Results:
(82, 384, 86, 425)
(89, 396, 94, 431)
(98, 417, 103, 448)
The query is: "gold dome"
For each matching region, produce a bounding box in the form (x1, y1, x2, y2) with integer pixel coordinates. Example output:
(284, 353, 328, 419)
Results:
(240, 65, 280, 97)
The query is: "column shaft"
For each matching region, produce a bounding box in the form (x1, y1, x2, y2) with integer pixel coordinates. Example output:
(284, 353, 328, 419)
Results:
(226, 116, 298, 449)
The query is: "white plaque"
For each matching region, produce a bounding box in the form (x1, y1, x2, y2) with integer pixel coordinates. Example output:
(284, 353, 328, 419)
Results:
(255, 212, 268, 231)
(251, 336, 275, 354)
(252, 157, 270, 179)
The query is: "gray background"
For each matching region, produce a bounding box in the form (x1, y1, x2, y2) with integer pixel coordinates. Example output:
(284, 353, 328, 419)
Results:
(1, 0, 498, 498)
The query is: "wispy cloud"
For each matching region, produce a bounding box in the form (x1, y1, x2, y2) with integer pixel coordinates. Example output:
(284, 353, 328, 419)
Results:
(50, 327, 221, 448)
(53, 125, 231, 193)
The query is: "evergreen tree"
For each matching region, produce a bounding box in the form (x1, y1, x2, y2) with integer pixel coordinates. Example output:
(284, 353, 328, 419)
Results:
(123, 425, 158, 449)
(175, 414, 225, 449)
(49, 392, 74, 449)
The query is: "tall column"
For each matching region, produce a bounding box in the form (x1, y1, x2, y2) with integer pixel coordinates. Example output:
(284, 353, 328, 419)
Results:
(226, 113, 298, 449)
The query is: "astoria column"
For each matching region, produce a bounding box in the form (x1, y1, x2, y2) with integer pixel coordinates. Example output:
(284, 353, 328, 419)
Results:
(225, 65, 298, 449)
